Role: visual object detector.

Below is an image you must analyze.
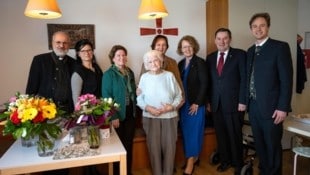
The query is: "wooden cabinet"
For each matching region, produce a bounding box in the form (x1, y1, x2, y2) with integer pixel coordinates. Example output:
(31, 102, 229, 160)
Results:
(0, 125, 14, 158)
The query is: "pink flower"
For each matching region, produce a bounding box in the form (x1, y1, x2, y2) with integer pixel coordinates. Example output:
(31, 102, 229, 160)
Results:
(9, 96, 17, 103)
(75, 104, 81, 111)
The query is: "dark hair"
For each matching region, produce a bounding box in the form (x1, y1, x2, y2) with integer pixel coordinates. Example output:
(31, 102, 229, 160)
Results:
(177, 35, 200, 55)
(74, 39, 96, 64)
(215, 28, 232, 39)
(150, 35, 169, 49)
(249, 12, 271, 28)
(108, 45, 127, 64)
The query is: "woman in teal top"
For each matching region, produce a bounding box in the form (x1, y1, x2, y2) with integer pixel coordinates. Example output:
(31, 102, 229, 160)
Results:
(101, 45, 136, 175)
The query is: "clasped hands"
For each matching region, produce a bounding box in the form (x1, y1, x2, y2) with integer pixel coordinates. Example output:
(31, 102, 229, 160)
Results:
(145, 103, 174, 116)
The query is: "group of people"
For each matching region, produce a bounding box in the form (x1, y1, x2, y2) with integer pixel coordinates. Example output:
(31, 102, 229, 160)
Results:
(206, 12, 292, 175)
(207, 12, 292, 175)
(25, 12, 293, 175)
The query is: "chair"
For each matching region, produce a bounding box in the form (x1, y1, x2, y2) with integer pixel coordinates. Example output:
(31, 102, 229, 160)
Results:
(292, 147, 310, 175)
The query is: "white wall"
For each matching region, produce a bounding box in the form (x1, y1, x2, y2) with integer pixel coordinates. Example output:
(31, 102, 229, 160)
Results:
(229, 0, 297, 51)
(0, 0, 206, 104)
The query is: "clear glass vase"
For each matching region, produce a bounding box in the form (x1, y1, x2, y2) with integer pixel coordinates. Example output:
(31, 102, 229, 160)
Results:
(87, 125, 100, 149)
(21, 135, 38, 147)
(37, 132, 55, 157)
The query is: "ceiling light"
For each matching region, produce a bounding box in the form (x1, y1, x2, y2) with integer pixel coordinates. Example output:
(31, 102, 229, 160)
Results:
(24, 0, 62, 19)
(138, 0, 168, 20)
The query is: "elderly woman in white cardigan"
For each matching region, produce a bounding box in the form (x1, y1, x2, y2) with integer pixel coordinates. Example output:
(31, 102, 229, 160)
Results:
(137, 50, 182, 175)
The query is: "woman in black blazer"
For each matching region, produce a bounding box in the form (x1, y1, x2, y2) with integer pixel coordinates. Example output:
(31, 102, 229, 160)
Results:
(177, 35, 208, 175)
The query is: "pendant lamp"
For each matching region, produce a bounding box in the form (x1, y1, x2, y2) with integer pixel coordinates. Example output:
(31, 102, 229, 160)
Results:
(24, 0, 62, 19)
(138, 0, 168, 20)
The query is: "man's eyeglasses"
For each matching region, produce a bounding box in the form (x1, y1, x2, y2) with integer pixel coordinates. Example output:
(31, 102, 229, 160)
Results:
(54, 41, 69, 45)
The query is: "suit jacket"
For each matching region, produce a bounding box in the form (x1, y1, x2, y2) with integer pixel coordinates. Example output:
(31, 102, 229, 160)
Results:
(26, 52, 76, 112)
(206, 47, 247, 112)
(246, 38, 293, 118)
(178, 54, 208, 106)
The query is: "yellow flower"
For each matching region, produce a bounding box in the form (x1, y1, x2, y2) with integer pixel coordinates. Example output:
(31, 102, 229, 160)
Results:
(21, 108, 38, 122)
(28, 98, 38, 108)
(17, 104, 26, 118)
(2, 93, 62, 140)
(42, 104, 57, 119)
(38, 98, 49, 109)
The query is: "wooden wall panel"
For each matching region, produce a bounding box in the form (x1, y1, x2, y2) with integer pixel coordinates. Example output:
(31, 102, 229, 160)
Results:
(206, 0, 228, 55)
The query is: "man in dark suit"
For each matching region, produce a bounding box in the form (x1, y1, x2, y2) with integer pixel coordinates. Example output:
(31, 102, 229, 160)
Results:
(206, 28, 246, 175)
(247, 13, 293, 175)
(26, 31, 76, 114)
(26, 31, 76, 175)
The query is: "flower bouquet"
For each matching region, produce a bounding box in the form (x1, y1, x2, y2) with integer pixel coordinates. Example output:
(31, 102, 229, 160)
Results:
(0, 92, 63, 156)
(65, 94, 119, 148)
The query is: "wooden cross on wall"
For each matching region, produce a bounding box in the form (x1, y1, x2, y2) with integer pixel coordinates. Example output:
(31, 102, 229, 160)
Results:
(140, 18, 178, 36)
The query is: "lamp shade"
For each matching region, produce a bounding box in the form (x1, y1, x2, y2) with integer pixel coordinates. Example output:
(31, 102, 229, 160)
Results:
(138, 0, 168, 20)
(24, 0, 62, 19)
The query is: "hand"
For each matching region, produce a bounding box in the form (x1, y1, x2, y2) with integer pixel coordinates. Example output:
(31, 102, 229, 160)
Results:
(272, 110, 287, 124)
(146, 105, 162, 116)
(111, 119, 120, 128)
(136, 87, 142, 96)
(159, 103, 174, 113)
(189, 104, 199, 116)
(206, 103, 211, 112)
(238, 104, 246, 111)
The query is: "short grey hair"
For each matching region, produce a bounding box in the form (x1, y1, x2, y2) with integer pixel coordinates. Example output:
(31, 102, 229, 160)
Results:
(143, 50, 163, 71)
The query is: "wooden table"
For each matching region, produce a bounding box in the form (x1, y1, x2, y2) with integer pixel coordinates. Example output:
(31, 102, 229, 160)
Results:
(0, 130, 126, 175)
(284, 116, 310, 137)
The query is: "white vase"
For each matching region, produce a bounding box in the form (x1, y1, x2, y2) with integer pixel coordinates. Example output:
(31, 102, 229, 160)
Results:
(100, 128, 110, 139)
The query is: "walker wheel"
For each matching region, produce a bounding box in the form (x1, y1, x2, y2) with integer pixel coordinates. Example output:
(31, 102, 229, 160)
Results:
(241, 163, 253, 175)
(209, 151, 220, 165)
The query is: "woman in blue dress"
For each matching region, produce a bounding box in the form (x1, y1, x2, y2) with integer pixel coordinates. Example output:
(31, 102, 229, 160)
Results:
(177, 35, 208, 175)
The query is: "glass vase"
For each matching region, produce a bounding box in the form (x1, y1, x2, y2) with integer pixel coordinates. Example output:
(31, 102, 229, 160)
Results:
(87, 125, 100, 149)
(37, 132, 55, 157)
(21, 135, 38, 147)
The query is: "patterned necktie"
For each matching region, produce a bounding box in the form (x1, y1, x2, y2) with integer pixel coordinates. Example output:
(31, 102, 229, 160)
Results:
(217, 52, 225, 76)
(249, 46, 261, 99)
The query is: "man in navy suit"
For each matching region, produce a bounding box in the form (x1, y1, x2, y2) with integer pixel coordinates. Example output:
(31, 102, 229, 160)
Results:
(206, 28, 246, 175)
(247, 13, 293, 175)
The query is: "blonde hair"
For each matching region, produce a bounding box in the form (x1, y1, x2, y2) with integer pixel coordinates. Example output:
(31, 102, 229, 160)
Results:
(143, 50, 163, 71)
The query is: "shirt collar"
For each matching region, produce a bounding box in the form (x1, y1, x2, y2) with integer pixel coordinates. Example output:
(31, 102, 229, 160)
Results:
(256, 37, 269, 47)
(218, 49, 229, 58)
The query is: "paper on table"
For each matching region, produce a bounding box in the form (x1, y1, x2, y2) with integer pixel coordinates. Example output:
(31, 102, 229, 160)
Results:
(53, 141, 100, 160)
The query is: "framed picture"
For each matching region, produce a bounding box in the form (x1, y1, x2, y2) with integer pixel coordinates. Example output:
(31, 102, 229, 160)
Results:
(47, 24, 95, 49)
